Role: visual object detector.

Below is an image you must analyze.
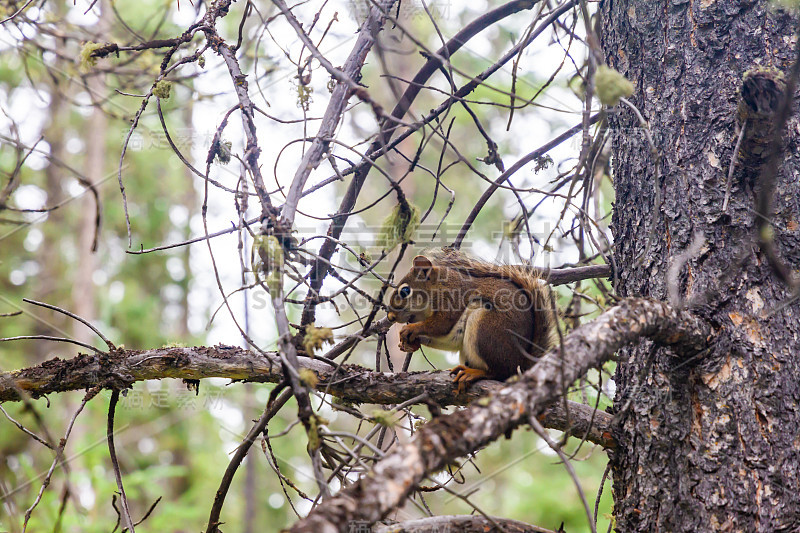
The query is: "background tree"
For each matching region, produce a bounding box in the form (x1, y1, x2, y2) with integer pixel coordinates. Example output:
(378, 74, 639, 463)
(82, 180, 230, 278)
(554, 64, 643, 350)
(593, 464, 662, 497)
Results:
(0, 0, 797, 532)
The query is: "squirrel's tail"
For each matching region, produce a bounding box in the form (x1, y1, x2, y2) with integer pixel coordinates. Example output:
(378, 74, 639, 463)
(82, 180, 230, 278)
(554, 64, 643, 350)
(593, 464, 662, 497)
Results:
(426, 248, 556, 357)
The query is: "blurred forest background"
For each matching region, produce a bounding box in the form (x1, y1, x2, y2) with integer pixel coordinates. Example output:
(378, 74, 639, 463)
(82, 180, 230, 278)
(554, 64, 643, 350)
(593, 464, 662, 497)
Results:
(0, 0, 614, 531)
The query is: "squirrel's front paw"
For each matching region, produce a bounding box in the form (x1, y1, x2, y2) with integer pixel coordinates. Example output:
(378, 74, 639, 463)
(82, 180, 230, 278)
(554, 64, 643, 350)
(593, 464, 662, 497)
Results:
(398, 326, 421, 352)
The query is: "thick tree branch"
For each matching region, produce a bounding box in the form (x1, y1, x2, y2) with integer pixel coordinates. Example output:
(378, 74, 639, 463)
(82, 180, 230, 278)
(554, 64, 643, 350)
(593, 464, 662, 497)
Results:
(0, 347, 613, 447)
(373, 515, 557, 533)
(289, 298, 712, 533)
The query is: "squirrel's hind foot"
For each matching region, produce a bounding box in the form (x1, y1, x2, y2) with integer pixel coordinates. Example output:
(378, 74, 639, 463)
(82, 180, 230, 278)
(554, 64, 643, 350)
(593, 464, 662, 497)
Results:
(450, 365, 489, 394)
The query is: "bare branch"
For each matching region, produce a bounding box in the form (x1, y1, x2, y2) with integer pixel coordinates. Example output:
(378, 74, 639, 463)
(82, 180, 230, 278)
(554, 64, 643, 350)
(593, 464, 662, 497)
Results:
(299, 0, 571, 326)
(206, 388, 292, 533)
(22, 298, 115, 350)
(22, 387, 99, 532)
(454, 114, 602, 248)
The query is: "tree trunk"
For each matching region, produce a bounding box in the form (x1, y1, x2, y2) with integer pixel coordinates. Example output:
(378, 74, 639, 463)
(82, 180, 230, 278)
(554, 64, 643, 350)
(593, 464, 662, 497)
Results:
(601, 1, 800, 531)
(73, 21, 107, 346)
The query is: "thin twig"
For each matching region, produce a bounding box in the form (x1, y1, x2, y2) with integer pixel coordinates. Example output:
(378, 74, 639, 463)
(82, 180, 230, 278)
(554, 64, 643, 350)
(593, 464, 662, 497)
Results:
(207, 388, 292, 533)
(22, 298, 115, 350)
(0, 335, 103, 354)
(723, 120, 747, 212)
(23, 387, 99, 532)
(0, 405, 54, 449)
(107, 390, 135, 533)
(530, 415, 596, 533)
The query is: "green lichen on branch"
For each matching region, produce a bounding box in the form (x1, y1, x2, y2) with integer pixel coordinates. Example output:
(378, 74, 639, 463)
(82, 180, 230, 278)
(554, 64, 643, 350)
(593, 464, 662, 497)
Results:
(376, 202, 420, 252)
(213, 140, 232, 165)
(371, 408, 398, 427)
(595, 65, 634, 106)
(153, 80, 172, 99)
(306, 414, 329, 451)
(298, 368, 319, 388)
(79, 42, 104, 73)
(295, 81, 313, 111)
(252, 235, 284, 296)
(534, 154, 553, 173)
(302, 324, 334, 355)
(255, 235, 283, 271)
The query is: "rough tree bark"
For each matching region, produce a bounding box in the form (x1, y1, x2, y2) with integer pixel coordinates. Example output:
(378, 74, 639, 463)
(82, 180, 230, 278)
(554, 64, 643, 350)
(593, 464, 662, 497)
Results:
(601, 1, 800, 531)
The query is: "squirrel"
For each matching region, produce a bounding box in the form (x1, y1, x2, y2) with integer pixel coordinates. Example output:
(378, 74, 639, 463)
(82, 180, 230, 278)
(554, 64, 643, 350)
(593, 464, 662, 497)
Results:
(386, 248, 556, 393)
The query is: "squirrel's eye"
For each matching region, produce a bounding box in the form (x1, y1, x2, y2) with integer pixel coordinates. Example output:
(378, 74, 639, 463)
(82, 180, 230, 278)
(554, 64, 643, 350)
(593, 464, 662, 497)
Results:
(399, 286, 411, 298)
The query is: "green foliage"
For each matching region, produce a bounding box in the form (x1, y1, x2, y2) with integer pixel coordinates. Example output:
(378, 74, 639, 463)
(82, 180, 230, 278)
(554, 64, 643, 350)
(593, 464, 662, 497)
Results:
(0, 2, 618, 531)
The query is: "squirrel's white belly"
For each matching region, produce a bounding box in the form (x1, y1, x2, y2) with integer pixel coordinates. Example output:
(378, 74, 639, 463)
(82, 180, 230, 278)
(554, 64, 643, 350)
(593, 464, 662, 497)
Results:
(425, 310, 469, 351)
(425, 301, 489, 371)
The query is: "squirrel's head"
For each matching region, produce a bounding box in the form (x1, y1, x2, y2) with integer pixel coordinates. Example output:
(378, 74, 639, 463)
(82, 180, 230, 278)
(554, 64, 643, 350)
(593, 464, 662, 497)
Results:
(386, 255, 437, 324)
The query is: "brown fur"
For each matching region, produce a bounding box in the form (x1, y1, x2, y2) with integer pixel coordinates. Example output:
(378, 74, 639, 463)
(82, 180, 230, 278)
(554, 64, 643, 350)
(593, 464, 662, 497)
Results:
(386, 248, 556, 389)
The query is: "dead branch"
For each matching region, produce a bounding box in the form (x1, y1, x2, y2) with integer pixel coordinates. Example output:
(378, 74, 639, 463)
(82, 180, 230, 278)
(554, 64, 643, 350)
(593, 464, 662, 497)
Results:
(299, 0, 571, 326)
(454, 114, 602, 248)
(23, 387, 100, 532)
(206, 388, 293, 533)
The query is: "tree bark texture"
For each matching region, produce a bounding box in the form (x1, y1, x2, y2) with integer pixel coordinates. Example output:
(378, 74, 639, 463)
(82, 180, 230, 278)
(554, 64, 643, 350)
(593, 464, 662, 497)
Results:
(601, 1, 800, 531)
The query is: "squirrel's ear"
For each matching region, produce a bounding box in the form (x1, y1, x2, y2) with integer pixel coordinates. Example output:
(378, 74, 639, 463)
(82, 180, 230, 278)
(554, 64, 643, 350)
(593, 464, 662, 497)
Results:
(412, 255, 433, 280)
